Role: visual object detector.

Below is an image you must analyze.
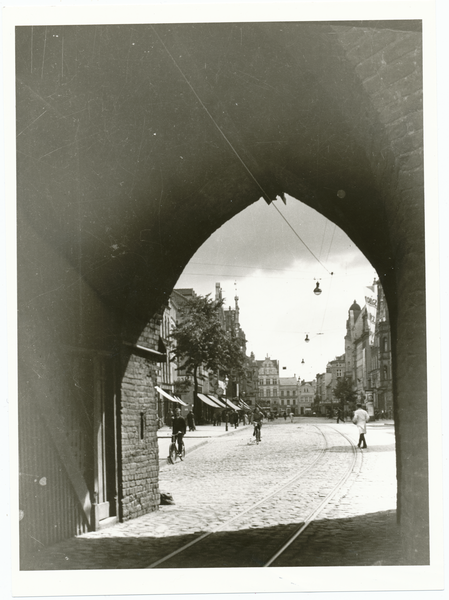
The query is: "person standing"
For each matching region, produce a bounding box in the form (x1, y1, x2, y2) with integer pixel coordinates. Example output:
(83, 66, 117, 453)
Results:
(289, 412, 294, 423)
(186, 409, 196, 432)
(352, 403, 370, 448)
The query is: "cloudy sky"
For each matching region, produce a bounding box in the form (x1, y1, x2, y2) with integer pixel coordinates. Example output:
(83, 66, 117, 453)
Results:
(175, 195, 376, 381)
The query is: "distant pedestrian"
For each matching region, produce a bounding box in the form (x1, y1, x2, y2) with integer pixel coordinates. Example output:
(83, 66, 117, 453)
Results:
(289, 412, 294, 422)
(336, 409, 344, 424)
(283, 411, 287, 421)
(352, 403, 370, 448)
(186, 410, 196, 432)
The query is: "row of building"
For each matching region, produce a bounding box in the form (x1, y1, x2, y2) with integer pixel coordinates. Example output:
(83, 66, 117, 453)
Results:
(315, 280, 393, 417)
(253, 280, 393, 417)
(158, 279, 393, 422)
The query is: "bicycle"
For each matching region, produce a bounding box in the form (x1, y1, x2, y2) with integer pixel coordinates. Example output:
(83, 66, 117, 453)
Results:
(253, 422, 262, 444)
(168, 432, 185, 464)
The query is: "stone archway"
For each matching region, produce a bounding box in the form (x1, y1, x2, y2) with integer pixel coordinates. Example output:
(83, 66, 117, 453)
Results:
(16, 21, 427, 563)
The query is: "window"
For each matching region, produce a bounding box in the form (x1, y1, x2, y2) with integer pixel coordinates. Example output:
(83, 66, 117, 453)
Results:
(281, 390, 284, 396)
(383, 338, 388, 352)
(286, 391, 290, 396)
(273, 388, 277, 396)
(383, 366, 388, 380)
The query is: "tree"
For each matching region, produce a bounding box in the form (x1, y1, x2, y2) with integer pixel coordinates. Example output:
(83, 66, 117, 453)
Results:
(333, 376, 358, 411)
(170, 294, 246, 416)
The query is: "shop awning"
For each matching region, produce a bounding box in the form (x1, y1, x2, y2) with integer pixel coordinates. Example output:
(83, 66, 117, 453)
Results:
(155, 386, 187, 406)
(221, 398, 240, 411)
(173, 395, 188, 406)
(197, 393, 220, 408)
(207, 395, 226, 408)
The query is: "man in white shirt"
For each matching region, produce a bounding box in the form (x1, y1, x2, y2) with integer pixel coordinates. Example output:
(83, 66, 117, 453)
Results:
(352, 403, 370, 449)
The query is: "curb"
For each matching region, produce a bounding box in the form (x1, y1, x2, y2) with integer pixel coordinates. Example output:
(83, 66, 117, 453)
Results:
(159, 425, 252, 468)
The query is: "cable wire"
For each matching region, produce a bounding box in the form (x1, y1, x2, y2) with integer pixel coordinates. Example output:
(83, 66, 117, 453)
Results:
(271, 203, 333, 275)
(152, 25, 333, 276)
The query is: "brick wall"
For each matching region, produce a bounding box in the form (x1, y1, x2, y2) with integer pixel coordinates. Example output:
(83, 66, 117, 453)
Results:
(120, 316, 162, 521)
(332, 25, 428, 564)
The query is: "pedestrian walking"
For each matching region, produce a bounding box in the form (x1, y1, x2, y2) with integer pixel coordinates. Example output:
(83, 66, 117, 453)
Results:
(352, 403, 370, 448)
(336, 408, 344, 424)
(289, 412, 294, 422)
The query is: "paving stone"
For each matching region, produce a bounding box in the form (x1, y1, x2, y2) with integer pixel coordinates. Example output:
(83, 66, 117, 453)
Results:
(22, 418, 402, 569)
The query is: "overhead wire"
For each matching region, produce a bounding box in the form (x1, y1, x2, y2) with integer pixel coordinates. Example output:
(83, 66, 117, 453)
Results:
(152, 25, 333, 277)
(154, 28, 348, 375)
(270, 203, 333, 275)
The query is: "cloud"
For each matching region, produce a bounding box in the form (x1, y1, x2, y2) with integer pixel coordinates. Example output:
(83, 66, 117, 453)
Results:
(176, 195, 376, 378)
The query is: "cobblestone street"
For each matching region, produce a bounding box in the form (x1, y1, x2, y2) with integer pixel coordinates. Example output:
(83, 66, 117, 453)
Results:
(22, 417, 403, 570)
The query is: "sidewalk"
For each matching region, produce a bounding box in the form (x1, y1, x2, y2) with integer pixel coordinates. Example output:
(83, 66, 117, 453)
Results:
(158, 423, 251, 467)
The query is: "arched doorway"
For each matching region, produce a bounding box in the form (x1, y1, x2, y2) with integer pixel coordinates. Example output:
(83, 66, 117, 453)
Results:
(16, 21, 427, 563)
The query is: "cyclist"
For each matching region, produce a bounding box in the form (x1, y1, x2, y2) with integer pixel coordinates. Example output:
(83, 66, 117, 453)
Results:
(252, 407, 264, 442)
(172, 406, 186, 455)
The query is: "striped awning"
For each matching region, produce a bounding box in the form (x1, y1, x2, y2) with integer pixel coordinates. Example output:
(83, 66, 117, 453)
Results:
(207, 395, 226, 408)
(155, 386, 187, 406)
(173, 395, 188, 406)
(221, 398, 240, 411)
(197, 393, 220, 408)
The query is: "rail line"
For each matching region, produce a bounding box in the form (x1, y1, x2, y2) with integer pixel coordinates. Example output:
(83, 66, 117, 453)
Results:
(264, 426, 360, 567)
(146, 424, 361, 569)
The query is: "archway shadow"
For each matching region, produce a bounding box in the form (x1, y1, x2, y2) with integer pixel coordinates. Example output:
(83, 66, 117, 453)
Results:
(22, 509, 415, 570)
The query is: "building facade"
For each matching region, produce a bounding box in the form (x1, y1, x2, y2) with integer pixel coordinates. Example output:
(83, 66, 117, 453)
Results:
(369, 282, 393, 416)
(256, 356, 280, 411)
(298, 380, 316, 415)
(315, 372, 332, 415)
(279, 376, 298, 414)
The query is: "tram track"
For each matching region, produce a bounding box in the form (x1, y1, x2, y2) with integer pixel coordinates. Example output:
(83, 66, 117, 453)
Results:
(146, 424, 362, 569)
